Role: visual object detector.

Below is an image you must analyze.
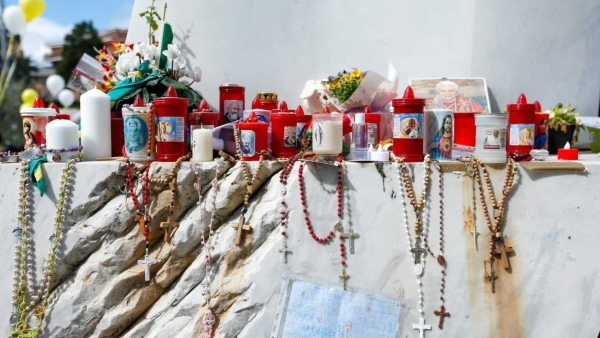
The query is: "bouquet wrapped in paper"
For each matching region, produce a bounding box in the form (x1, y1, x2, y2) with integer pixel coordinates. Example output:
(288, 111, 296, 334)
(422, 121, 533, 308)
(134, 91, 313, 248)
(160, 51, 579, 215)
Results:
(300, 62, 399, 143)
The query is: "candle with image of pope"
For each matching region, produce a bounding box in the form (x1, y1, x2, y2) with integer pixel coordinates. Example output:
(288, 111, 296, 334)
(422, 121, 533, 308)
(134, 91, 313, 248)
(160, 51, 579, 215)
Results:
(392, 86, 425, 162)
(506, 93, 536, 155)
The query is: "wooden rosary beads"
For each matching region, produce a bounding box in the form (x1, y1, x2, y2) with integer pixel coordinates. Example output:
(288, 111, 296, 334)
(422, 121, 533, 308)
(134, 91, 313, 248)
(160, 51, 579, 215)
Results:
(129, 154, 190, 242)
(464, 156, 518, 293)
(232, 123, 264, 246)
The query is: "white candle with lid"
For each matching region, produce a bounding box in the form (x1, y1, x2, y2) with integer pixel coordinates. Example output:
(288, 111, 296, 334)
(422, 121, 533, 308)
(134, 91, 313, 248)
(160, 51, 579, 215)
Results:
(46, 119, 79, 163)
(312, 111, 343, 155)
(80, 88, 111, 161)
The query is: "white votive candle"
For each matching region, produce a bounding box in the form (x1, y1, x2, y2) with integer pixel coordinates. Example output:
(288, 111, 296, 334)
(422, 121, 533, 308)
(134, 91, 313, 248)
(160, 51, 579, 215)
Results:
(46, 119, 79, 163)
(192, 128, 213, 162)
(80, 88, 111, 161)
(312, 119, 343, 154)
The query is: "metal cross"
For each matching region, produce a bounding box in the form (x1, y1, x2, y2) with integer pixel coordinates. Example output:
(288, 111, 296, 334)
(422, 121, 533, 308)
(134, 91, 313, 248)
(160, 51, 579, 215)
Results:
(137, 255, 158, 281)
(434, 305, 451, 329)
(160, 216, 179, 242)
(339, 270, 350, 291)
(231, 215, 252, 246)
(488, 270, 499, 293)
(493, 239, 514, 269)
(341, 228, 359, 254)
(279, 245, 291, 263)
(411, 244, 426, 264)
(471, 229, 480, 251)
(412, 317, 432, 338)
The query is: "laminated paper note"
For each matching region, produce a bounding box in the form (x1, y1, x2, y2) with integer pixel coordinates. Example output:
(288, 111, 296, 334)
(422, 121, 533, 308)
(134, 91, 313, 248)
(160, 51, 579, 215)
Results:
(281, 281, 401, 338)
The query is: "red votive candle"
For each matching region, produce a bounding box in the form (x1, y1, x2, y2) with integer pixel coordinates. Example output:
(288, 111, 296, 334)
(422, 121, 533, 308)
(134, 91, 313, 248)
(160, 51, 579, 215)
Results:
(557, 142, 578, 160)
(392, 86, 426, 162)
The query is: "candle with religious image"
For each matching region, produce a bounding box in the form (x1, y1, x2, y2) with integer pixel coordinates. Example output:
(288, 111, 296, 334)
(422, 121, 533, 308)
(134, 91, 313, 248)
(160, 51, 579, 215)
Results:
(311, 107, 343, 155)
(122, 94, 155, 161)
(20, 97, 56, 150)
(392, 86, 425, 162)
(271, 102, 297, 159)
(295, 105, 312, 151)
(474, 113, 508, 163)
(46, 119, 79, 163)
(424, 109, 453, 160)
(220, 84, 245, 125)
(506, 93, 536, 155)
(238, 112, 268, 161)
(533, 101, 549, 150)
(153, 86, 189, 162)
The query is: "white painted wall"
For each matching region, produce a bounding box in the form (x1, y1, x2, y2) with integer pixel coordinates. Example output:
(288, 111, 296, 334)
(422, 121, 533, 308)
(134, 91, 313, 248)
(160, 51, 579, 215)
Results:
(127, 0, 600, 115)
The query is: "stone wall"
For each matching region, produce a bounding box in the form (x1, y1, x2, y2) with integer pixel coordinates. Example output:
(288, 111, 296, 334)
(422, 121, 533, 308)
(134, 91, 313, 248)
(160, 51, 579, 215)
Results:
(0, 159, 599, 337)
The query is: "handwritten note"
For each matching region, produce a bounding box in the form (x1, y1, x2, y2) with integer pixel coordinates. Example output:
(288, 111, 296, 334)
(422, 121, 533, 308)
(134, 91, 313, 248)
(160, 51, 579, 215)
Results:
(281, 281, 401, 338)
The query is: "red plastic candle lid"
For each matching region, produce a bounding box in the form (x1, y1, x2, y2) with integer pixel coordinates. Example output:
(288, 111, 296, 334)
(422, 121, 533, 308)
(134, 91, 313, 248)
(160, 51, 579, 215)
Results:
(295, 105, 305, 116)
(507, 93, 536, 111)
(279, 101, 289, 111)
(33, 96, 45, 108)
(198, 99, 211, 111)
(364, 106, 372, 114)
(391, 86, 425, 107)
(133, 94, 144, 107)
(166, 86, 178, 97)
(251, 96, 262, 109)
(49, 102, 60, 114)
(534, 100, 542, 113)
(323, 106, 331, 114)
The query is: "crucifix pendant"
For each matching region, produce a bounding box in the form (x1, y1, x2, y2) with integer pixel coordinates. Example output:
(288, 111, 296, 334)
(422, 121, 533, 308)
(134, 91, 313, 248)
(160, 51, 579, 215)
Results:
(411, 244, 425, 264)
(493, 238, 514, 269)
(412, 318, 432, 338)
(135, 214, 151, 233)
(160, 216, 179, 243)
(471, 229, 480, 251)
(279, 245, 291, 263)
(488, 270, 498, 293)
(434, 305, 450, 329)
(231, 215, 252, 246)
(137, 254, 158, 281)
(339, 269, 349, 291)
(341, 228, 359, 254)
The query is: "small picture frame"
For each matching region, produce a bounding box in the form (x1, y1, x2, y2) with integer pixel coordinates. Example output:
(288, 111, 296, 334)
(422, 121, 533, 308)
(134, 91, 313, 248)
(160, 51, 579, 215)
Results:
(409, 77, 491, 113)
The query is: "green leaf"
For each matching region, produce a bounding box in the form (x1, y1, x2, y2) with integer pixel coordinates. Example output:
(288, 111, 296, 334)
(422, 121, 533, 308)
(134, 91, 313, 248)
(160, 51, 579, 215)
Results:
(151, 22, 159, 31)
(142, 88, 150, 104)
(139, 12, 147, 17)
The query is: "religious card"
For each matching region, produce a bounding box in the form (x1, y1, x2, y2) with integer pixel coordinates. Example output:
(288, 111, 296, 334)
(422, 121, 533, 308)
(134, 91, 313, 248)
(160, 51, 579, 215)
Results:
(409, 77, 491, 114)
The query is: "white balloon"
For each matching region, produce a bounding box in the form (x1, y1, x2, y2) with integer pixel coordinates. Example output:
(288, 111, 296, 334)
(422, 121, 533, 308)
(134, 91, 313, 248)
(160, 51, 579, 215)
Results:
(46, 75, 65, 97)
(58, 89, 75, 108)
(1, 6, 26, 35)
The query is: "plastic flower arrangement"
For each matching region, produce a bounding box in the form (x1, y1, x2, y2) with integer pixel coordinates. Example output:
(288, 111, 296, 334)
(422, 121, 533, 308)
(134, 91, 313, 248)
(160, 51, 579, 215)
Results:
(322, 68, 365, 104)
(547, 103, 584, 132)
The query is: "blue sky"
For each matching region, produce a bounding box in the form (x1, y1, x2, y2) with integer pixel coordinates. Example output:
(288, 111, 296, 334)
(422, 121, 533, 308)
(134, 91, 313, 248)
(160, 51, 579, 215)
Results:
(4, 0, 135, 64)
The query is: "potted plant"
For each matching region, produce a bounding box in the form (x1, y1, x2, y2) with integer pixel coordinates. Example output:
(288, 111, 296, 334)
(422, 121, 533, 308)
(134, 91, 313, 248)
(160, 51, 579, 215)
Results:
(547, 103, 584, 154)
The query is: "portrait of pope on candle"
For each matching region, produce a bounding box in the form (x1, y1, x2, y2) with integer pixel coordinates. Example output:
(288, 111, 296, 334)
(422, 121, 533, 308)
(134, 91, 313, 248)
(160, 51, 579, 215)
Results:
(125, 116, 148, 154)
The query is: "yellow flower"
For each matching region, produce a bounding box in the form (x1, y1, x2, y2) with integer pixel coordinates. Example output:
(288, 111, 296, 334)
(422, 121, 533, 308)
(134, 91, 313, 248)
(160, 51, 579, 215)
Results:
(351, 69, 361, 78)
(343, 74, 352, 82)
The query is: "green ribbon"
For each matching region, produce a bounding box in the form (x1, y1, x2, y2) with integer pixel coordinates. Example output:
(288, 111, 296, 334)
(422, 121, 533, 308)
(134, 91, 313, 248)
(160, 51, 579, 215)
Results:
(28, 155, 47, 197)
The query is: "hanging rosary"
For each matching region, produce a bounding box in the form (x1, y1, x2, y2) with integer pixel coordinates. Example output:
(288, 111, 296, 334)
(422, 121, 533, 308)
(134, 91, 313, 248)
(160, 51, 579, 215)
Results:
(461, 157, 518, 293)
(298, 154, 351, 290)
(192, 159, 222, 338)
(10, 158, 76, 338)
(394, 154, 435, 336)
(232, 122, 264, 246)
(278, 150, 306, 264)
(123, 105, 156, 282)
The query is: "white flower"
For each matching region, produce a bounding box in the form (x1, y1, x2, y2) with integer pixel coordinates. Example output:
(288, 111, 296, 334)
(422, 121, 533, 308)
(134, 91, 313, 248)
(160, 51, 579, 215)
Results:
(191, 66, 202, 82)
(178, 58, 187, 71)
(133, 42, 147, 57)
(145, 44, 159, 60)
(162, 44, 181, 60)
(115, 53, 132, 74)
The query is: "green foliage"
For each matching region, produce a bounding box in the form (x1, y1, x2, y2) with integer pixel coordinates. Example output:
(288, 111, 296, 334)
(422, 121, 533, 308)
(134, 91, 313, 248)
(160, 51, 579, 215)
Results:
(113, 74, 202, 111)
(139, 0, 163, 44)
(0, 80, 27, 149)
(56, 21, 104, 83)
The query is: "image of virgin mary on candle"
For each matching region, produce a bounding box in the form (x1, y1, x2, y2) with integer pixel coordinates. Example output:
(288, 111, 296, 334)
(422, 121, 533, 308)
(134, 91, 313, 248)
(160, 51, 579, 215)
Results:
(23, 120, 37, 150)
(314, 124, 323, 145)
(125, 116, 148, 154)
